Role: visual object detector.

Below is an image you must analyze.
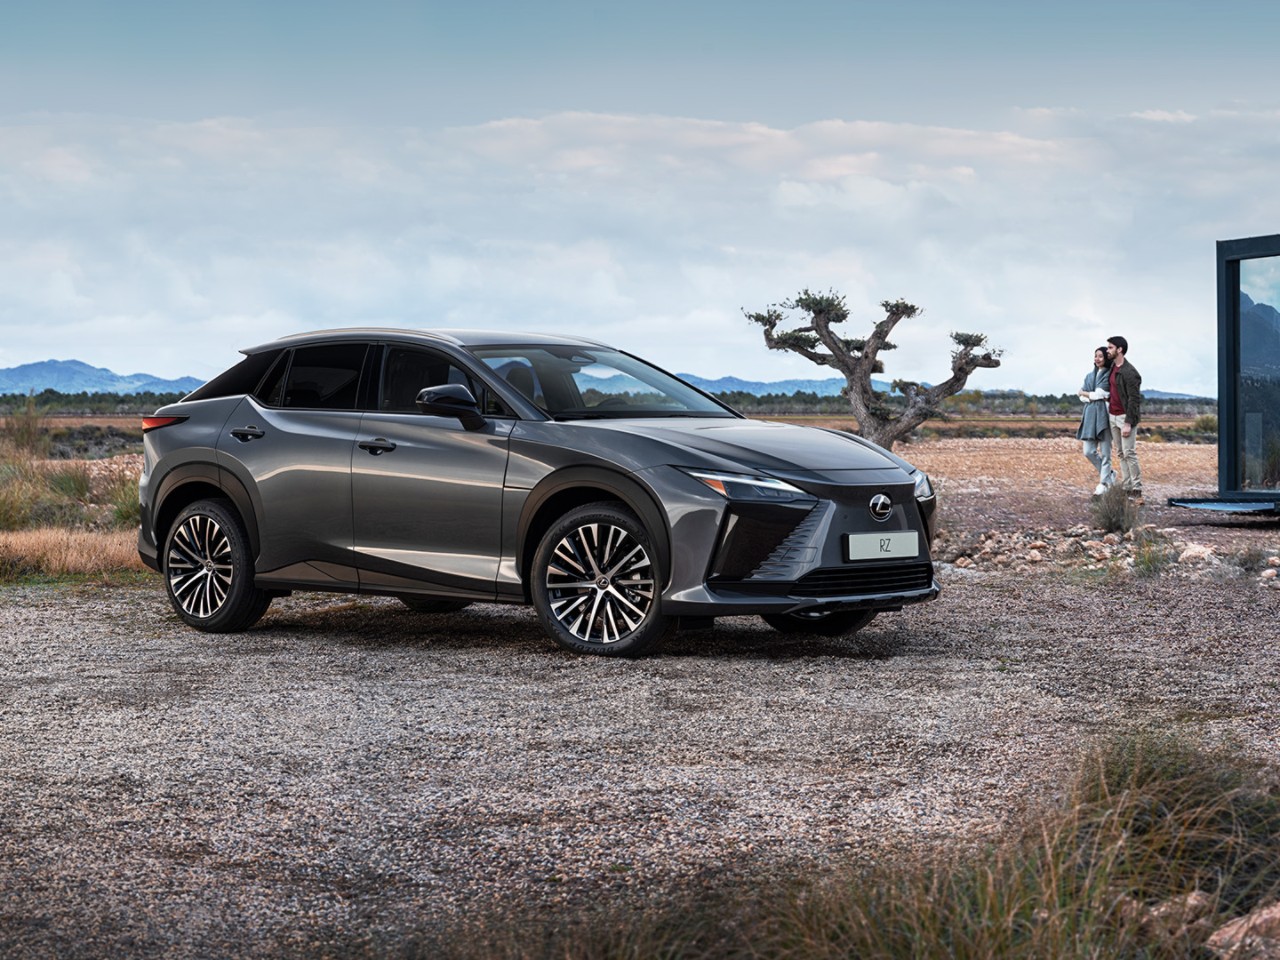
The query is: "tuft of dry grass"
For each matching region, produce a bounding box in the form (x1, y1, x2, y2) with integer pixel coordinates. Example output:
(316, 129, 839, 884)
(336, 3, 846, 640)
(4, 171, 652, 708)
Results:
(0, 527, 146, 581)
(1090, 483, 1139, 534)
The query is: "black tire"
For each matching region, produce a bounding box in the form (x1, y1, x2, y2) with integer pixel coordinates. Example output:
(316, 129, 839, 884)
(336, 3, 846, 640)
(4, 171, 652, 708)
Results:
(163, 498, 271, 633)
(399, 596, 472, 614)
(762, 609, 877, 637)
(531, 503, 673, 657)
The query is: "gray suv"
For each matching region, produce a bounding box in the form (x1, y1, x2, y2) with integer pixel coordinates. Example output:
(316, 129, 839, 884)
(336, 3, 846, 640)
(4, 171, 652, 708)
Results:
(139, 329, 938, 656)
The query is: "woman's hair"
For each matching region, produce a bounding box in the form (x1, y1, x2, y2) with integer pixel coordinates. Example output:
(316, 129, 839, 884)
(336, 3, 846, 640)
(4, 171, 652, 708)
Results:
(1095, 346, 1110, 364)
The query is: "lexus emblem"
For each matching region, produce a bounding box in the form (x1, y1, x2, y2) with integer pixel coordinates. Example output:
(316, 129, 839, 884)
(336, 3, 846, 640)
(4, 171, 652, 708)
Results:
(868, 493, 893, 522)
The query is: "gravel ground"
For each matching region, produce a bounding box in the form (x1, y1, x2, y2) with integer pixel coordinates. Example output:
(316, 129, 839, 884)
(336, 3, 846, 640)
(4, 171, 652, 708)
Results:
(3, 436, 1279, 958)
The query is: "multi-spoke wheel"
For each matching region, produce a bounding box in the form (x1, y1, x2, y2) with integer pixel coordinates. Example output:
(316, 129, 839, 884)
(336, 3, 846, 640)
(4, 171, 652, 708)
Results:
(762, 608, 877, 636)
(531, 503, 673, 656)
(164, 499, 271, 632)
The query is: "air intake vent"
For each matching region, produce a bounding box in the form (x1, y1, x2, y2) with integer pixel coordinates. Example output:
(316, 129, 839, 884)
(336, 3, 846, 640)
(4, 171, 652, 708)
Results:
(791, 562, 934, 597)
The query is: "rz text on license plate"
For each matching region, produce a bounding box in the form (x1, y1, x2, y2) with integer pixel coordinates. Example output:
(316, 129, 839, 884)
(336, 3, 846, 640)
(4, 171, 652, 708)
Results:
(845, 531, 920, 561)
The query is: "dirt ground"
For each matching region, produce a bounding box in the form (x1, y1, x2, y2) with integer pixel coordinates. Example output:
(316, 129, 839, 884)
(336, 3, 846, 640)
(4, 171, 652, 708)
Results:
(902, 436, 1279, 553)
(3, 436, 1279, 959)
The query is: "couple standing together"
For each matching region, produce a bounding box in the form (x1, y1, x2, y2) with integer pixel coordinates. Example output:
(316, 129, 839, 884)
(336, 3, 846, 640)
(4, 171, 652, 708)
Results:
(1077, 336, 1143, 502)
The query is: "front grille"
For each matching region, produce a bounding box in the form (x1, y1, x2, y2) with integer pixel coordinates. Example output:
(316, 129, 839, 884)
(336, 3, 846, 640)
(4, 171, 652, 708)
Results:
(791, 562, 935, 597)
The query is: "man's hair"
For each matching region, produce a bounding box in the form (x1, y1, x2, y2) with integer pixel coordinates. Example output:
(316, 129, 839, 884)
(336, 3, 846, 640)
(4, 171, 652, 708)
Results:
(1107, 335, 1128, 355)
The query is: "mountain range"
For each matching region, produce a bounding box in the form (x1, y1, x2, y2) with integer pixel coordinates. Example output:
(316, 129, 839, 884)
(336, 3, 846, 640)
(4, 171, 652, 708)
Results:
(0, 358, 1206, 400)
(0, 359, 204, 395)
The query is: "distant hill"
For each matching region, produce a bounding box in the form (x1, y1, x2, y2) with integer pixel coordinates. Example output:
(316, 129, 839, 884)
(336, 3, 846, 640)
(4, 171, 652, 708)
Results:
(678, 374, 892, 396)
(0, 359, 203, 395)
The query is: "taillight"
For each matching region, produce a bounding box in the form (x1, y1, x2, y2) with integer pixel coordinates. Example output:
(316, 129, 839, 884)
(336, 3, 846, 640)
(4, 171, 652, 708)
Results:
(141, 416, 188, 433)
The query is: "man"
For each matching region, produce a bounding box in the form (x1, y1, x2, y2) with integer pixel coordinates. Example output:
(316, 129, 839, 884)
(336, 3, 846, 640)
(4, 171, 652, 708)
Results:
(1105, 335, 1142, 501)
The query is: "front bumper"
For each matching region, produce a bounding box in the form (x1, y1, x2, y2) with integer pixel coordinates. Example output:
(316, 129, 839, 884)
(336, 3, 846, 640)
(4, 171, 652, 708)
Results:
(650, 469, 940, 618)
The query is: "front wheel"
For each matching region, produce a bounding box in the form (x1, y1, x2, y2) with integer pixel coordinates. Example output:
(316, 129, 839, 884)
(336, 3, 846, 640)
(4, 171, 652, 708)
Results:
(531, 503, 673, 657)
(164, 499, 271, 632)
(762, 609, 876, 636)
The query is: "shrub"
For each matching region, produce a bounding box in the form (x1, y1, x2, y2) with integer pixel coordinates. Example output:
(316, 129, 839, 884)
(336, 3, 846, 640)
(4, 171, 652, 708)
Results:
(1090, 484, 1138, 534)
(0, 394, 49, 456)
(1193, 413, 1218, 434)
(101, 469, 142, 528)
(1223, 545, 1273, 574)
(1132, 528, 1177, 578)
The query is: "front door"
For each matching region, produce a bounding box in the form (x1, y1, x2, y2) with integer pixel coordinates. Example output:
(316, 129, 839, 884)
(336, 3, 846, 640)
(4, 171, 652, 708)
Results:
(352, 345, 513, 598)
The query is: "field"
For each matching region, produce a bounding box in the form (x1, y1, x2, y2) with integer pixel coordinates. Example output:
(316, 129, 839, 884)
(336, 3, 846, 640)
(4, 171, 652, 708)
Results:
(2, 434, 1279, 958)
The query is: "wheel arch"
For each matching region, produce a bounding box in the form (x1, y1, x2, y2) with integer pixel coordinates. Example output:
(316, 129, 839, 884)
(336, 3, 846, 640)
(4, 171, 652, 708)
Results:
(152, 464, 261, 561)
(517, 468, 671, 601)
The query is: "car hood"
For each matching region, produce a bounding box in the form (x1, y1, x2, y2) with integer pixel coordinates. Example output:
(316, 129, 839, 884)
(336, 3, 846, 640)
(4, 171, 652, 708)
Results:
(574, 417, 908, 476)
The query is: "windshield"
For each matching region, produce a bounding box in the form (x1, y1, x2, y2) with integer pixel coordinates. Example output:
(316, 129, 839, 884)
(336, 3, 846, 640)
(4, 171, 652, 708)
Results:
(470, 346, 736, 420)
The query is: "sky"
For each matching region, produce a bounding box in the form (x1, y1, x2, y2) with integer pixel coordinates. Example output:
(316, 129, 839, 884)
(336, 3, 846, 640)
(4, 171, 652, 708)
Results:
(3, 0, 1280, 396)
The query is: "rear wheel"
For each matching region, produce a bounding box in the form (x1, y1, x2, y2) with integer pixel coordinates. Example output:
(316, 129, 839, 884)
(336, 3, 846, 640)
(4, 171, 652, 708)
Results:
(532, 503, 673, 657)
(399, 596, 472, 614)
(164, 499, 271, 632)
(762, 609, 876, 636)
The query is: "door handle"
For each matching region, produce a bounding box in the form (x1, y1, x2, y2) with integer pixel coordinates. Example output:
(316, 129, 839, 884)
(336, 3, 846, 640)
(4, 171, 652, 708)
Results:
(358, 438, 397, 455)
(230, 426, 265, 442)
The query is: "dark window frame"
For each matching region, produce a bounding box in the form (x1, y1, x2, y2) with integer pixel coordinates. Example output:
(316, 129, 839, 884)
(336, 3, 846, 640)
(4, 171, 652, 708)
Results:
(373, 343, 513, 418)
(252, 342, 372, 412)
(1217, 233, 1280, 496)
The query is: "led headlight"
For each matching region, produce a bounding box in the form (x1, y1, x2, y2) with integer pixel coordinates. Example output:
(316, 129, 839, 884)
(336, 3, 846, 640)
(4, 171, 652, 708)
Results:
(913, 471, 935, 500)
(681, 469, 812, 502)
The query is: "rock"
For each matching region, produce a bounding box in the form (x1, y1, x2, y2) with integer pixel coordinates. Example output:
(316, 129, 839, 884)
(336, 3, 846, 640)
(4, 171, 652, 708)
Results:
(1145, 890, 1217, 942)
(1179, 544, 1216, 563)
(1027, 550, 1043, 563)
(1207, 900, 1280, 958)
(954, 556, 973, 569)
(1268, 556, 1280, 568)
(1104, 533, 1122, 546)
(1262, 569, 1278, 581)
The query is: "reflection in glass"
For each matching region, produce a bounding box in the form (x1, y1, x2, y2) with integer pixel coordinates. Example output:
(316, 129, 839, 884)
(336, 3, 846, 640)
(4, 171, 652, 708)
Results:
(1239, 256, 1280, 489)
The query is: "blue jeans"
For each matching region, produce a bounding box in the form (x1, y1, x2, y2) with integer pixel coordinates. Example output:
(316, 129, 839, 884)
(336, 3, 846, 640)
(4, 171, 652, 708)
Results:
(1083, 434, 1116, 488)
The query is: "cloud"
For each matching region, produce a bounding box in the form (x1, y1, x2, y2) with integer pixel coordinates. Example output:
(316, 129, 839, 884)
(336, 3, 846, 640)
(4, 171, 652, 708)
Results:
(1, 108, 1275, 395)
(1129, 109, 1197, 123)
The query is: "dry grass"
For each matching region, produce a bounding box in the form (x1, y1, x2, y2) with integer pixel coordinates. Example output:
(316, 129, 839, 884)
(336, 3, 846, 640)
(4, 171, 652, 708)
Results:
(0, 527, 146, 580)
(425, 734, 1280, 960)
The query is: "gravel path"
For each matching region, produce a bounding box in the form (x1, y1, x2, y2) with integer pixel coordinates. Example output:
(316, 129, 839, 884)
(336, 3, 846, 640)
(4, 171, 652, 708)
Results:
(2, 570, 1278, 958)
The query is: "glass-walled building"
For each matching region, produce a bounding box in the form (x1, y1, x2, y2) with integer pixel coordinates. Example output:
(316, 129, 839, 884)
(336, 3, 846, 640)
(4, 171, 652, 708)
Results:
(1219, 234, 1280, 499)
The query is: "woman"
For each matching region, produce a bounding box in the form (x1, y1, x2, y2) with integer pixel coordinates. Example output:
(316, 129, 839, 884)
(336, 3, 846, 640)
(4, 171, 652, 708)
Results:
(1077, 346, 1116, 496)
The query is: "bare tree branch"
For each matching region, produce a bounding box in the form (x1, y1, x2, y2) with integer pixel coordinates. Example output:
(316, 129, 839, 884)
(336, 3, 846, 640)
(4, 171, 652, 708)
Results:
(743, 295, 1002, 449)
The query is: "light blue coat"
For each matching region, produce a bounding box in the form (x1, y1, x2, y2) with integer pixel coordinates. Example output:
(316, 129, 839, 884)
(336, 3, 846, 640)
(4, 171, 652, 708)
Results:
(1076, 366, 1111, 441)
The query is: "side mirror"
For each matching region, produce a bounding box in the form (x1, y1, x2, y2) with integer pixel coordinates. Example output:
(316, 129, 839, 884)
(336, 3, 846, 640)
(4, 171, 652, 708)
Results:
(415, 384, 486, 431)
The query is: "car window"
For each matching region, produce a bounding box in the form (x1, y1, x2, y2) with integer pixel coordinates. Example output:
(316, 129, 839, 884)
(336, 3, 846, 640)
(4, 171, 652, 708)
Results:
(379, 347, 507, 416)
(185, 349, 283, 402)
(471, 346, 734, 419)
(266, 343, 368, 410)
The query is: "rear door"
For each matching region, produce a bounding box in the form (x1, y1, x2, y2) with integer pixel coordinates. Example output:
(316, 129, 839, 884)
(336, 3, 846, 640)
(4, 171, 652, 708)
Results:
(351, 345, 514, 598)
(216, 341, 370, 585)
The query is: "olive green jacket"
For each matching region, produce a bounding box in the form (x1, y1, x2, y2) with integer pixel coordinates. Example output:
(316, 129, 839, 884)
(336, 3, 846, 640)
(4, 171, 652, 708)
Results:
(1110, 359, 1142, 426)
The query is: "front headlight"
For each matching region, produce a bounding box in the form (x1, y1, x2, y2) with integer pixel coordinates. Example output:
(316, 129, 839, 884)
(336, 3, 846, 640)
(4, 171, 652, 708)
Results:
(681, 469, 812, 502)
(913, 471, 935, 500)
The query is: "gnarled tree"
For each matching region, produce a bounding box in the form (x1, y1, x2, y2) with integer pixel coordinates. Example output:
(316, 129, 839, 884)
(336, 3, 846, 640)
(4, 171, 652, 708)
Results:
(745, 290, 1002, 450)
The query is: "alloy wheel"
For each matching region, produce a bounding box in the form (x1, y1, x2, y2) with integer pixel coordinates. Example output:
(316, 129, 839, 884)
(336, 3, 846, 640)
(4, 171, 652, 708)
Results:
(544, 521, 656, 645)
(167, 512, 235, 620)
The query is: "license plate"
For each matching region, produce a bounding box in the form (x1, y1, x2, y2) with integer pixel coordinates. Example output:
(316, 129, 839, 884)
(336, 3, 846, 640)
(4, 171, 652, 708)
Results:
(845, 531, 920, 561)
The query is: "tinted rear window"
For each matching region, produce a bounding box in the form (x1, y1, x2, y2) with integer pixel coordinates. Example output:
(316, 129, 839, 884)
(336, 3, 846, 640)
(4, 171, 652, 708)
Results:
(184, 350, 284, 402)
(273, 343, 368, 410)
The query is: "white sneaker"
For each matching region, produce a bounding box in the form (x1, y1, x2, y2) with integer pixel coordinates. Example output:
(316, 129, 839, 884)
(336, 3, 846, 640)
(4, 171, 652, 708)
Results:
(1093, 483, 1107, 496)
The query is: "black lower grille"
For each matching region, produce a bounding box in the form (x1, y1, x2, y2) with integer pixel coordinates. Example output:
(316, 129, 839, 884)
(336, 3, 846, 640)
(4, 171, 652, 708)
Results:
(791, 562, 934, 597)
